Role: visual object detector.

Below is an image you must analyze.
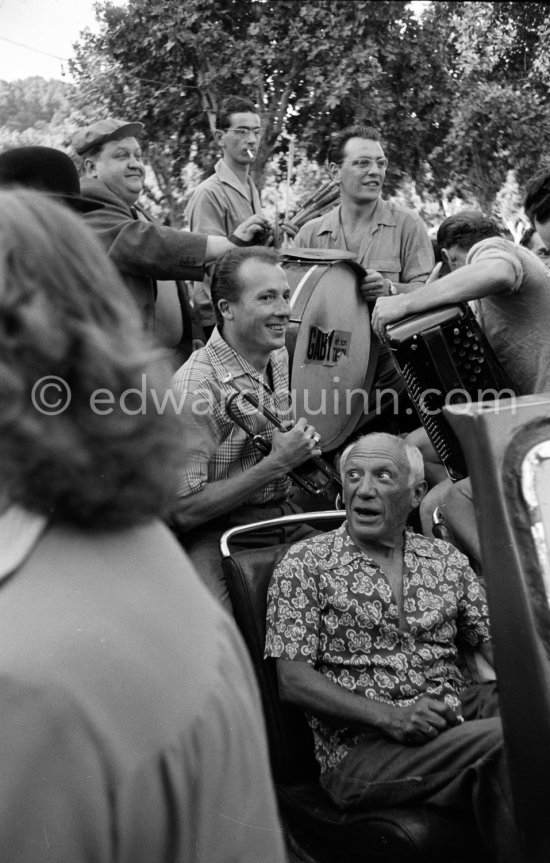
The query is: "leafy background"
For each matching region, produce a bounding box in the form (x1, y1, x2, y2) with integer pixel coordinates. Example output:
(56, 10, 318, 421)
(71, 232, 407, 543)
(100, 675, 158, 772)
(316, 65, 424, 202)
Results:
(1, 0, 549, 239)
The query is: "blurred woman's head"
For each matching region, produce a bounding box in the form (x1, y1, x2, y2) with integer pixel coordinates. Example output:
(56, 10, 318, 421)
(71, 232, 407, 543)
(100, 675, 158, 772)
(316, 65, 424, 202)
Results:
(0, 189, 184, 526)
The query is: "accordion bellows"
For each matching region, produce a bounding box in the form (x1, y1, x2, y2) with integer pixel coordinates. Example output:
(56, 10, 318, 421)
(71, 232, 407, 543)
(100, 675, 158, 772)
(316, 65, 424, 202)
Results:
(384, 304, 517, 480)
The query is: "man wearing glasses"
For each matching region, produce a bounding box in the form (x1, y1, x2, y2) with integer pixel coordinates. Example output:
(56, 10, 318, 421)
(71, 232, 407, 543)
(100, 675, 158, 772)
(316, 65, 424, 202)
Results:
(294, 124, 435, 434)
(185, 96, 268, 339)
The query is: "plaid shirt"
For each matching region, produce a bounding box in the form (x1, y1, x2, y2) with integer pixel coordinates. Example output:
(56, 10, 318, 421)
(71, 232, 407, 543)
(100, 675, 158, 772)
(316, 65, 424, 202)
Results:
(172, 328, 292, 503)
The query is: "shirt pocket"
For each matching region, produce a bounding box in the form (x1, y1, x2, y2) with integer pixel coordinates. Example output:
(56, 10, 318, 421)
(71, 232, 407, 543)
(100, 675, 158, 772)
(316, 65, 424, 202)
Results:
(368, 258, 401, 278)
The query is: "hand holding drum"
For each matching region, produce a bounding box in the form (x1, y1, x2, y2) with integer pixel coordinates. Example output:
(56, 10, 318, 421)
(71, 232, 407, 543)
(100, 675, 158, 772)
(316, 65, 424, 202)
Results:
(359, 269, 394, 301)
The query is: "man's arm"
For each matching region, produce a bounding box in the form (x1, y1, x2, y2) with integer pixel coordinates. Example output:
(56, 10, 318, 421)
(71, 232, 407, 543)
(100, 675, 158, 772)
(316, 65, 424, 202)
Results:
(277, 659, 461, 745)
(171, 418, 322, 532)
(82, 193, 267, 279)
(371, 258, 517, 333)
(186, 184, 269, 248)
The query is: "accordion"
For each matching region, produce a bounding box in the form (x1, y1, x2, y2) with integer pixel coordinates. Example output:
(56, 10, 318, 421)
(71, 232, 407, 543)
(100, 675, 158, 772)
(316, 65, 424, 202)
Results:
(384, 303, 517, 480)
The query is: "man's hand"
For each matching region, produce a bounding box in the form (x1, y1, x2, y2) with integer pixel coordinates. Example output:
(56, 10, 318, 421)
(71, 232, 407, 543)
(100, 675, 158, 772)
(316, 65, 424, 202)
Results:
(359, 269, 393, 301)
(268, 417, 322, 471)
(386, 697, 462, 746)
(231, 214, 271, 245)
(371, 294, 411, 339)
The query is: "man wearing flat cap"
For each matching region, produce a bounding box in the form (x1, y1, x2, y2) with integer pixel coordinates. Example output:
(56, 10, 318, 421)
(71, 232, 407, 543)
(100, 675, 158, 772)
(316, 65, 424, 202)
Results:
(73, 118, 267, 359)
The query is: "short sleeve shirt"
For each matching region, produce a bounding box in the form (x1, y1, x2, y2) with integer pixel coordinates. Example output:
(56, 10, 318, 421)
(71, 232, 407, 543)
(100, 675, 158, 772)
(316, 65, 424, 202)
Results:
(294, 201, 435, 393)
(172, 328, 292, 503)
(265, 523, 490, 773)
(467, 237, 550, 394)
(184, 160, 263, 328)
(294, 200, 434, 289)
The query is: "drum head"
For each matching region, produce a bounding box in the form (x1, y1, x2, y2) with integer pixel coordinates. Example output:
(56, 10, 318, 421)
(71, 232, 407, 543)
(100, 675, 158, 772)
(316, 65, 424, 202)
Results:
(282, 258, 377, 452)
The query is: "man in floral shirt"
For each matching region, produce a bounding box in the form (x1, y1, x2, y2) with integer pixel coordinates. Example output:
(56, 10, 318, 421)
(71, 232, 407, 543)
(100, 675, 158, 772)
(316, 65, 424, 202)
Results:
(265, 432, 521, 863)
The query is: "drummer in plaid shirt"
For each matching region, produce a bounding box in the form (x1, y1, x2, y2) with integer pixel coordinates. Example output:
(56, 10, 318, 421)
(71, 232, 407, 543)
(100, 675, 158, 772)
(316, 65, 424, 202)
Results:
(171, 245, 323, 610)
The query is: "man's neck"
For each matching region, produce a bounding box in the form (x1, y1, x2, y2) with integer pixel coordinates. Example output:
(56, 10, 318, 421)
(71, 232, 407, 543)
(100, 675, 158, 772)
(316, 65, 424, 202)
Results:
(340, 196, 379, 227)
(221, 329, 270, 374)
(349, 528, 405, 567)
(223, 155, 250, 187)
(352, 530, 407, 617)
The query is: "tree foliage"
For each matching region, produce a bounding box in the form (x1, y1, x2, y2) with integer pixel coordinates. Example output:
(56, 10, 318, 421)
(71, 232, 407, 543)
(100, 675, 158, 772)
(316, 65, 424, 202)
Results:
(426, 1, 550, 213)
(57, 0, 550, 222)
(69, 0, 452, 215)
(0, 77, 78, 156)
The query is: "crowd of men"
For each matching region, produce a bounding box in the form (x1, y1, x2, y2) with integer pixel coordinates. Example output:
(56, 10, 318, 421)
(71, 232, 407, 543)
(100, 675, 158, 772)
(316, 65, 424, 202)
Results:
(0, 94, 549, 862)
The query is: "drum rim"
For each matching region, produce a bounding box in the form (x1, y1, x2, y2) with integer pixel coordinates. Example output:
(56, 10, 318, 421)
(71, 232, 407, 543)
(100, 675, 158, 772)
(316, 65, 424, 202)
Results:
(282, 258, 379, 451)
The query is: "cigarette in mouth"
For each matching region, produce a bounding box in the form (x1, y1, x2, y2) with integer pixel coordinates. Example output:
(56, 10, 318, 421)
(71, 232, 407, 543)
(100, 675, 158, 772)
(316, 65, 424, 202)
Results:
(246, 148, 254, 159)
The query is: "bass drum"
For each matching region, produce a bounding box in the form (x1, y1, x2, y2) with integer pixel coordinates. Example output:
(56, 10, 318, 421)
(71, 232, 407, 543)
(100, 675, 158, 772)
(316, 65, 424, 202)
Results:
(282, 250, 378, 452)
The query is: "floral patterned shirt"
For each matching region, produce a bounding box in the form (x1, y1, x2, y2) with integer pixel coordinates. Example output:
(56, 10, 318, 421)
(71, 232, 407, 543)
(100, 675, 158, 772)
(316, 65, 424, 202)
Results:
(265, 523, 491, 774)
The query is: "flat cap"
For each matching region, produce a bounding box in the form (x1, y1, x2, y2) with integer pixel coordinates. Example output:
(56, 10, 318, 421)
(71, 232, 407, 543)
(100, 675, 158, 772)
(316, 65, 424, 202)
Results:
(72, 118, 144, 156)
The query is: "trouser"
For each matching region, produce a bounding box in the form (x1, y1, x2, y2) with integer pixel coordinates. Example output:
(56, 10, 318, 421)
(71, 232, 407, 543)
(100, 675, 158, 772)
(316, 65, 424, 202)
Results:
(321, 683, 522, 863)
(178, 499, 316, 611)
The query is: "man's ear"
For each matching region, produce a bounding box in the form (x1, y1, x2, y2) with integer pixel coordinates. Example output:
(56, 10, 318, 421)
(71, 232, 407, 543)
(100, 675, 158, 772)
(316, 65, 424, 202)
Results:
(214, 129, 225, 149)
(329, 162, 340, 183)
(217, 298, 233, 321)
(84, 157, 97, 178)
(440, 248, 451, 266)
(410, 480, 428, 510)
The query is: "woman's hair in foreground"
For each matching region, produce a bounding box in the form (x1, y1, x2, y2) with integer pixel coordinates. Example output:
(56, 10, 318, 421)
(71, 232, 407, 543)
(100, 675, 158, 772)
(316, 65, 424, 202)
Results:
(210, 245, 280, 328)
(0, 189, 184, 527)
(339, 433, 425, 487)
(436, 210, 502, 251)
(524, 171, 550, 226)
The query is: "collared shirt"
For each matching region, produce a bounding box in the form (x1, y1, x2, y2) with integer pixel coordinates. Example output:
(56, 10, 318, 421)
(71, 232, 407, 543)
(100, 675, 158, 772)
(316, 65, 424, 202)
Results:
(467, 237, 550, 395)
(185, 160, 264, 327)
(265, 523, 490, 774)
(294, 201, 434, 398)
(172, 327, 292, 503)
(294, 200, 434, 290)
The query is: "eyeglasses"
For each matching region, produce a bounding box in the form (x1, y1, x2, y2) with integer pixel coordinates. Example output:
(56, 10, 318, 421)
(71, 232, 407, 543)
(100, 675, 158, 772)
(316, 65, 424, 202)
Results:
(341, 157, 388, 172)
(223, 126, 262, 139)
